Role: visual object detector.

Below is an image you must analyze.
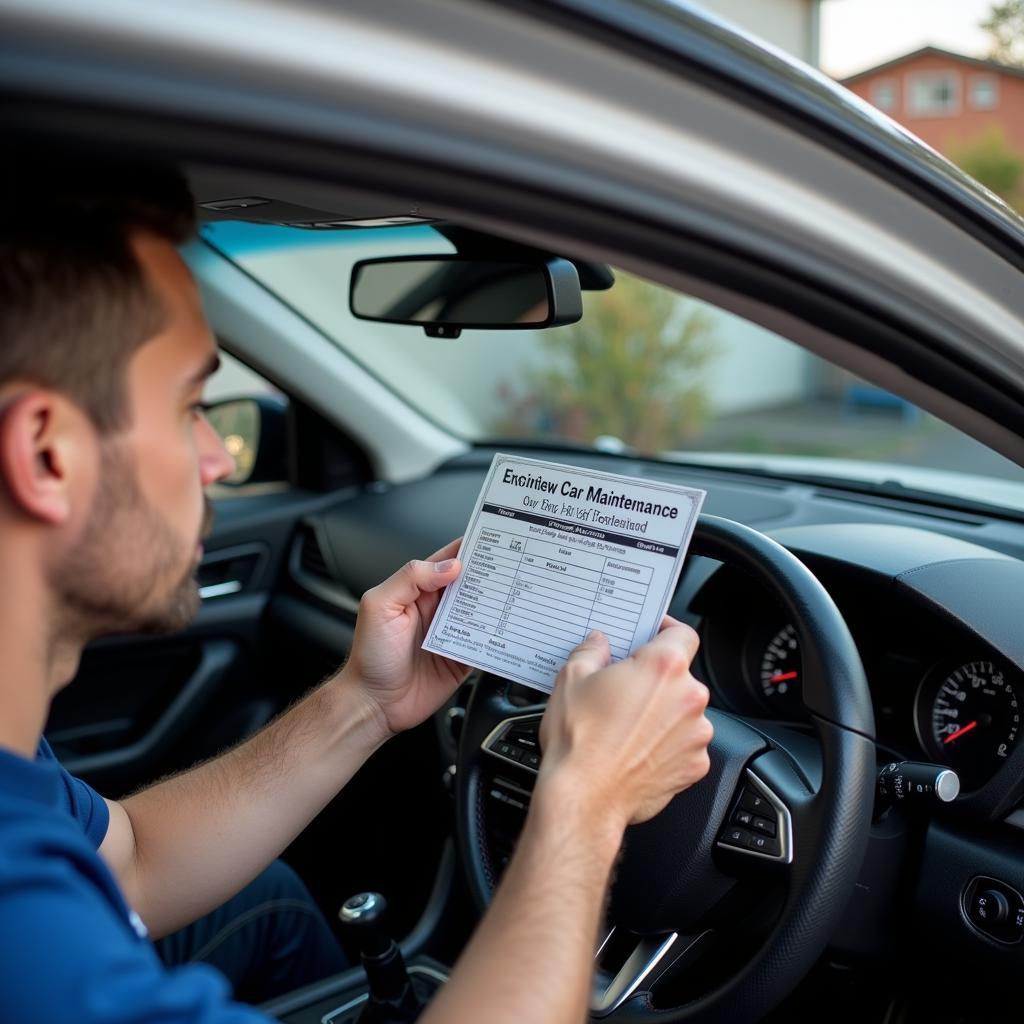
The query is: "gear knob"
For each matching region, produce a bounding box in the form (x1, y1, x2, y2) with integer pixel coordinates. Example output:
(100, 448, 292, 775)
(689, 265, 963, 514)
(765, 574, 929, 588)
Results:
(338, 892, 422, 1024)
(339, 892, 391, 958)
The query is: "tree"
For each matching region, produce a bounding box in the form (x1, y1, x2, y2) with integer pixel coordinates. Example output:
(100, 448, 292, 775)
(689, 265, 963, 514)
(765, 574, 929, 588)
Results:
(496, 273, 716, 455)
(982, 1, 1024, 66)
(948, 126, 1024, 208)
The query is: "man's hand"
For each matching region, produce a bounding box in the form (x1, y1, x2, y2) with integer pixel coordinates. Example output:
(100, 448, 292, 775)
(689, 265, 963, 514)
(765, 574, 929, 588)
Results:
(105, 540, 470, 938)
(420, 617, 712, 1024)
(338, 538, 471, 737)
(538, 617, 713, 836)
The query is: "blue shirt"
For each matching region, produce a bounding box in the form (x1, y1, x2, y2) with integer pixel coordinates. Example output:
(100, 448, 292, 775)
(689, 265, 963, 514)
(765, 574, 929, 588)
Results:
(0, 739, 268, 1022)
(36, 738, 111, 848)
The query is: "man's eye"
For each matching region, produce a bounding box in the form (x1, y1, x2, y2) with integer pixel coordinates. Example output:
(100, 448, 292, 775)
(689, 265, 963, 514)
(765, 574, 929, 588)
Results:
(189, 402, 210, 418)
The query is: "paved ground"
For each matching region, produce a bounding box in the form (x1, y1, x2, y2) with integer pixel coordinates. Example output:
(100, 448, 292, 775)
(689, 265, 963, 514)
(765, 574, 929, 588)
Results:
(686, 400, 1024, 483)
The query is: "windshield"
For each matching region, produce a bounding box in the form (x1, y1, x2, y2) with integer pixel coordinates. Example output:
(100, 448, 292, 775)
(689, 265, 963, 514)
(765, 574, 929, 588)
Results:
(203, 221, 1024, 514)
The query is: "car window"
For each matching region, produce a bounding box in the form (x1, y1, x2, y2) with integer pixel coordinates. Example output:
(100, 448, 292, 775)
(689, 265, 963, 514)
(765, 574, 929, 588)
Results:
(202, 221, 1024, 513)
(205, 349, 277, 406)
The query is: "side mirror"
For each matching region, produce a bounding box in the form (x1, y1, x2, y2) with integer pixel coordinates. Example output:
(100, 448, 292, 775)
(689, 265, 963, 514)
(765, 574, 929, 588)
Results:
(349, 256, 583, 337)
(205, 395, 288, 486)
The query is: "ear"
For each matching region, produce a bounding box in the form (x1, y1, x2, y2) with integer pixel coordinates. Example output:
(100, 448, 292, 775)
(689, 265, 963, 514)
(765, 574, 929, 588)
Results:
(0, 391, 94, 525)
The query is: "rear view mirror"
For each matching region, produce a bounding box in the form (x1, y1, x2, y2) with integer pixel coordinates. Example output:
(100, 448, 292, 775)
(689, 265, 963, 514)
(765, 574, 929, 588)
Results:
(350, 256, 583, 337)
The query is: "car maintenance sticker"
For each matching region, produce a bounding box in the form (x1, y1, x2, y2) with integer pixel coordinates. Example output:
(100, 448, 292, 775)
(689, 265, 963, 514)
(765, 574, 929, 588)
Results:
(422, 453, 706, 694)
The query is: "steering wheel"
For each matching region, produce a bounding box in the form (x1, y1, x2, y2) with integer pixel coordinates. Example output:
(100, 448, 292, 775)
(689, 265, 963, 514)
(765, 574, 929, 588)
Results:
(454, 514, 876, 1023)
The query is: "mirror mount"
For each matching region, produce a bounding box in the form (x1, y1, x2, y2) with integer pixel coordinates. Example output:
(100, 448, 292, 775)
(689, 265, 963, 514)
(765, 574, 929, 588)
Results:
(350, 253, 584, 335)
(424, 324, 462, 339)
(436, 225, 614, 292)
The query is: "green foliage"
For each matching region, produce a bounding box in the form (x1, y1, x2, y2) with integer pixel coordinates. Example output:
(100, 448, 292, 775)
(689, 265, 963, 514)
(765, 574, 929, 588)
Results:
(496, 273, 715, 455)
(948, 125, 1024, 207)
(982, 0, 1024, 65)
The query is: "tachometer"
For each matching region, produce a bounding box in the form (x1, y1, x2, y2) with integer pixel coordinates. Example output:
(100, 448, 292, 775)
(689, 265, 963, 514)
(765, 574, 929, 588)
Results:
(754, 623, 803, 716)
(915, 659, 1022, 789)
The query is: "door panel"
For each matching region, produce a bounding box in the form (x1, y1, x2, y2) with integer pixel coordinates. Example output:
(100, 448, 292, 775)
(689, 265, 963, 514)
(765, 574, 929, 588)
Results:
(49, 639, 239, 789)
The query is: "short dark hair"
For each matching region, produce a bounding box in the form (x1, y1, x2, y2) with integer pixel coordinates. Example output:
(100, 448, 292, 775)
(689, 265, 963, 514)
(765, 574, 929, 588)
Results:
(1, 154, 196, 431)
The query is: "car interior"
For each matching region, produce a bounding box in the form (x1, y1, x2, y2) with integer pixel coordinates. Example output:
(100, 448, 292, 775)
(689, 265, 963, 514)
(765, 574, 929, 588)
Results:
(30, 161, 1024, 1024)
(8, 1, 1024, 1020)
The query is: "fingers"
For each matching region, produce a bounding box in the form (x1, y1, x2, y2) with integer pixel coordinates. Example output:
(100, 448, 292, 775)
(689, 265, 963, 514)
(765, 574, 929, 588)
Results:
(542, 631, 611, 753)
(559, 630, 611, 684)
(426, 537, 463, 563)
(365, 552, 462, 611)
(636, 620, 700, 673)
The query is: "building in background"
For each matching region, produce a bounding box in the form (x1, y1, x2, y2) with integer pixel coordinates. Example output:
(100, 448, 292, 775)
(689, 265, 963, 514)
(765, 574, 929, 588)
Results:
(696, 0, 822, 65)
(841, 46, 1024, 156)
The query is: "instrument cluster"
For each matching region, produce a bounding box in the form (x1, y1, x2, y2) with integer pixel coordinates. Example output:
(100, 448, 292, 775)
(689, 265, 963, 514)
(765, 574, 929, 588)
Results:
(695, 568, 1024, 791)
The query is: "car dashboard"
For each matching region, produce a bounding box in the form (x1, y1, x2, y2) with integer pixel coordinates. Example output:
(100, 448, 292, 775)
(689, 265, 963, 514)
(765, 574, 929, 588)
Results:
(284, 445, 1024, 993)
(690, 528, 1024, 796)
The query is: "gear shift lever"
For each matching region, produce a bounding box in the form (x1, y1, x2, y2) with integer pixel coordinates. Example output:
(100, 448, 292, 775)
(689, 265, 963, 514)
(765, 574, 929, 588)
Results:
(339, 892, 423, 1024)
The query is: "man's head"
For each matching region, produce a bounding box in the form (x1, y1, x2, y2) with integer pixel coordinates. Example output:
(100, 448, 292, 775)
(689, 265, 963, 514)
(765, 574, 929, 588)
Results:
(0, 155, 235, 655)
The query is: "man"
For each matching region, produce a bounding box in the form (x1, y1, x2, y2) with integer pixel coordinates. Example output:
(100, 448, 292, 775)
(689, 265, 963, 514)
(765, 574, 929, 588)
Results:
(0, 156, 714, 1023)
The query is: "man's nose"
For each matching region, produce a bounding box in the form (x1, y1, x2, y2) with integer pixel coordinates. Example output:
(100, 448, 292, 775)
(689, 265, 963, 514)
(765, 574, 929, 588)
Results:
(198, 414, 237, 486)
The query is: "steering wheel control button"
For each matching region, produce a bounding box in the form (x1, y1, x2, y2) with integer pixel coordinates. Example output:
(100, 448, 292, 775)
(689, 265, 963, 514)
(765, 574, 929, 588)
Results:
(506, 726, 539, 750)
(717, 771, 793, 864)
(721, 826, 755, 849)
(963, 877, 1024, 943)
(482, 714, 543, 774)
(749, 834, 780, 855)
(739, 789, 771, 816)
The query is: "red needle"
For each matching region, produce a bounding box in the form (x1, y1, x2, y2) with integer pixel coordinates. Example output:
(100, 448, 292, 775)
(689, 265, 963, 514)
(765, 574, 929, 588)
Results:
(943, 720, 978, 745)
(769, 671, 798, 684)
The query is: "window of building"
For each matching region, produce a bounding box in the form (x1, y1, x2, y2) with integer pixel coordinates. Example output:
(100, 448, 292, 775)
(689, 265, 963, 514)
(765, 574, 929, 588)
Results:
(970, 74, 999, 110)
(871, 80, 897, 112)
(907, 71, 960, 116)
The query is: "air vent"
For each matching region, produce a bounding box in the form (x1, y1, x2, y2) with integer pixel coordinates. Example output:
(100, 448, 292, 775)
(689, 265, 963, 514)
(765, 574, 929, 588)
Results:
(299, 527, 332, 579)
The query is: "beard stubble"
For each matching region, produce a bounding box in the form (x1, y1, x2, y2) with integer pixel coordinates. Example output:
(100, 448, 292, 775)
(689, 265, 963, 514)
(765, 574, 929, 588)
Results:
(54, 443, 212, 641)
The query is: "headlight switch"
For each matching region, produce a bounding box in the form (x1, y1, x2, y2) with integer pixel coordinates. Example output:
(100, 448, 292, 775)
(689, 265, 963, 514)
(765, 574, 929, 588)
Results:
(963, 875, 1024, 944)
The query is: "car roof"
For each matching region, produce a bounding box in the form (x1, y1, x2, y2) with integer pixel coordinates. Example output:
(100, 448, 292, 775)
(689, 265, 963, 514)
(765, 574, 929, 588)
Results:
(3, 0, 1021, 262)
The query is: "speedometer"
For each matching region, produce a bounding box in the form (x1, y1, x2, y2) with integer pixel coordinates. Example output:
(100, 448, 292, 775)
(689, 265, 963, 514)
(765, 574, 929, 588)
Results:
(915, 659, 1022, 789)
(743, 622, 804, 717)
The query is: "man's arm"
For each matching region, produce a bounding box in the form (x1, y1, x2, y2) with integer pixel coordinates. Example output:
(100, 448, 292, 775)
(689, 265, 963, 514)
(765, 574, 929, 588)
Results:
(421, 623, 713, 1024)
(100, 678, 388, 938)
(421, 778, 621, 1024)
(100, 541, 468, 939)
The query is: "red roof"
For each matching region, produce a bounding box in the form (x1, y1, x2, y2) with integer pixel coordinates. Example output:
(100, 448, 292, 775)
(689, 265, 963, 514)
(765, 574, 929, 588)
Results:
(841, 46, 1024, 85)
